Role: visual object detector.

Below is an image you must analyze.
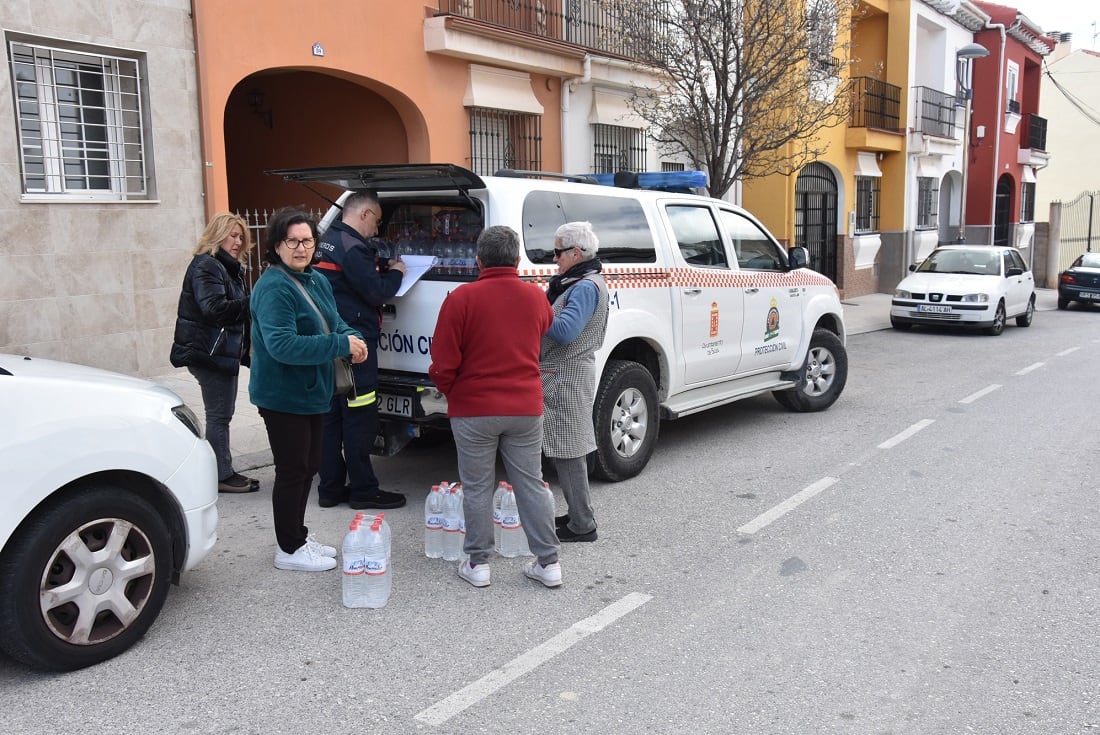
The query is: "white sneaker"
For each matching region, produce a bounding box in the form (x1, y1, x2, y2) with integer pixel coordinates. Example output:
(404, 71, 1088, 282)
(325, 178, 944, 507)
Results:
(274, 543, 337, 572)
(305, 533, 337, 558)
(458, 559, 491, 587)
(524, 560, 562, 588)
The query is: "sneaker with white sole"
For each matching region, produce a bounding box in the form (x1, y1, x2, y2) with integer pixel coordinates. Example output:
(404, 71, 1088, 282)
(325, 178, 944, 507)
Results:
(523, 560, 562, 588)
(458, 559, 491, 587)
(305, 533, 337, 558)
(274, 542, 337, 572)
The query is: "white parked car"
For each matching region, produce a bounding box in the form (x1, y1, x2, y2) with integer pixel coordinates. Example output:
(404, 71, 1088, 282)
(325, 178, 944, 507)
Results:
(890, 245, 1036, 336)
(0, 354, 218, 670)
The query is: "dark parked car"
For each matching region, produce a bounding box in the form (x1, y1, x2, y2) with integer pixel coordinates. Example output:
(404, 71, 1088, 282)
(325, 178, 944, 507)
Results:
(1057, 252, 1100, 310)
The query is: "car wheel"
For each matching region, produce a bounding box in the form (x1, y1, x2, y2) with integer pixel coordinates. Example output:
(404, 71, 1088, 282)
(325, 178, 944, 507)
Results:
(1015, 295, 1035, 327)
(590, 359, 659, 482)
(773, 329, 848, 412)
(984, 301, 1006, 336)
(0, 484, 173, 671)
(890, 318, 912, 331)
(1057, 297, 1069, 310)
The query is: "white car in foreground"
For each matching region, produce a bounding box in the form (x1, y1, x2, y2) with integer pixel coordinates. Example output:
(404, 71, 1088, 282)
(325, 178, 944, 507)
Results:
(890, 245, 1036, 336)
(0, 354, 218, 670)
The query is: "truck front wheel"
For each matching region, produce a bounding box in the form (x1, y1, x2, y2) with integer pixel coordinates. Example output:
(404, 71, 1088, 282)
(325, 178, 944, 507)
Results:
(589, 360, 660, 482)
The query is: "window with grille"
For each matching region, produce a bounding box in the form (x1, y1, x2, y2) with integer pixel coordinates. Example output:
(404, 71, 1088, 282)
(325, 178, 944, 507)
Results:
(8, 37, 150, 199)
(854, 176, 880, 233)
(1020, 182, 1035, 222)
(468, 107, 542, 176)
(662, 161, 685, 172)
(593, 124, 646, 174)
(916, 177, 939, 229)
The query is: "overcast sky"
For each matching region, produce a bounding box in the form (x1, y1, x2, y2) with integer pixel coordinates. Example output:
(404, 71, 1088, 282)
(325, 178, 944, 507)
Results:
(1006, 0, 1098, 51)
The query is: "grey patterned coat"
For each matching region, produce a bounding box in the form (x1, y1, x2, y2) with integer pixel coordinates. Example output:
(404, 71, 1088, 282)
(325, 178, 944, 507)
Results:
(540, 273, 609, 459)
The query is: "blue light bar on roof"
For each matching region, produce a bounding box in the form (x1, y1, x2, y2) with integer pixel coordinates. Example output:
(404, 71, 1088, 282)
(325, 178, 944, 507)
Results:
(587, 170, 708, 191)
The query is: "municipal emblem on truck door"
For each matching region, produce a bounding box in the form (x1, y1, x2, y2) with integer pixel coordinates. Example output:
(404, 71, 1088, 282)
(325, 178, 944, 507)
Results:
(709, 302, 719, 338)
(765, 298, 780, 341)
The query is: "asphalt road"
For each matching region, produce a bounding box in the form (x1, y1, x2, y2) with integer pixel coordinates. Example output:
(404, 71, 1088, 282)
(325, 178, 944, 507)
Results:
(2, 305, 1098, 735)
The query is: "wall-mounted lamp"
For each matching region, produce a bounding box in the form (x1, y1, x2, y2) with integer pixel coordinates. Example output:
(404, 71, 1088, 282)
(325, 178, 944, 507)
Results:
(955, 42, 989, 243)
(248, 88, 273, 128)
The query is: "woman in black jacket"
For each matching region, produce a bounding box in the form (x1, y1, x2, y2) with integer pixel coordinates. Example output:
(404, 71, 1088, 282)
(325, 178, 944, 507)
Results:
(171, 212, 258, 493)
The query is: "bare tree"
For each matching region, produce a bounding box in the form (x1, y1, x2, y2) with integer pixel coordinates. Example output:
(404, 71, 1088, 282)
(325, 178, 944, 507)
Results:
(602, 0, 855, 198)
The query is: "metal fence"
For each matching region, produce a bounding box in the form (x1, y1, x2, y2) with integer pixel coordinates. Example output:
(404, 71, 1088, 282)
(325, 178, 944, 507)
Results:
(235, 207, 326, 287)
(1055, 191, 1099, 273)
(911, 86, 957, 138)
(850, 77, 901, 131)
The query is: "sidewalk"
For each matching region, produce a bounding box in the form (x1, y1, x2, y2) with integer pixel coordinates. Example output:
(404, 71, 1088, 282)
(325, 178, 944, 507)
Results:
(153, 288, 1059, 474)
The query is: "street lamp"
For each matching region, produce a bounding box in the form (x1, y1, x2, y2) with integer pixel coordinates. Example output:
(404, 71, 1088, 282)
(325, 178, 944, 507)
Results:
(956, 42, 989, 243)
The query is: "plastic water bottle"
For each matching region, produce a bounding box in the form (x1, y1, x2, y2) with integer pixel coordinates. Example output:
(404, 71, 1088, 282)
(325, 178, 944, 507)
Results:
(442, 486, 464, 561)
(498, 485, 529, 558)
(424, 485, 445, 558)
(373, 513, 393, 600)
(492, 481, 507, 553)
(452, 483, 466, 558)
(361, 518, 390, 608)
(342, 519, 368, 608)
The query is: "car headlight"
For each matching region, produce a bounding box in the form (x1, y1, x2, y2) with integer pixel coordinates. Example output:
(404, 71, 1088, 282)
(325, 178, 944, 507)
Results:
(959, 293, 989, 303)
(894, 289, 912, 299)
(172, 404, 204, 438)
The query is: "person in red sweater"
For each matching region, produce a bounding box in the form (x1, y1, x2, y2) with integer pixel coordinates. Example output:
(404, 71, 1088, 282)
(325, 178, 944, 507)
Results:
(429, 225, 563, 588)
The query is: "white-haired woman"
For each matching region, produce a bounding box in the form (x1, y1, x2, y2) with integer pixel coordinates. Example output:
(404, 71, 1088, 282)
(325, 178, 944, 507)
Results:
(541, 221, 609, 542)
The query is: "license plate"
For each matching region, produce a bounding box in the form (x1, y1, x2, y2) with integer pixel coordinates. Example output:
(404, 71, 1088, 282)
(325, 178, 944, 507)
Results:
(917, 304, 952, 313)
(1080, 292, 1100, 300)
(378, 393, 413, 417)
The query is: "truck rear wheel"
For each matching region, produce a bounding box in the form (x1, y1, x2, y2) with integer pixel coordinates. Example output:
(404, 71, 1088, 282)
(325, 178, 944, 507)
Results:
(589, 360, 659, 482)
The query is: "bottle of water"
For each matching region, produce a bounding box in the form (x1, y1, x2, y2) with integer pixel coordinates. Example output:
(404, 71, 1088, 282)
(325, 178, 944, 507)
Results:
(498, 485, 522, 558)
(492, 481, 507, 553)
(452, 482, 466, 558)
(442, 486, 464, 561)
(373, 513, 392, 599)
(361, 518, 390, 608)
(424, 485, 445, 558)
(342, 519, 368, 608)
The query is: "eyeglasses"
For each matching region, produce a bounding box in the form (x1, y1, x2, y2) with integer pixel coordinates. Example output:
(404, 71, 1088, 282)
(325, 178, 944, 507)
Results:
(282, 237, 316, 250)
(553, 246, 576, 257)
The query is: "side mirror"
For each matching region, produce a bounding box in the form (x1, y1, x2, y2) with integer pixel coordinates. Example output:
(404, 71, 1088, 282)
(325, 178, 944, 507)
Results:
(787, 246, 809, 270)
(1006, 267, 1024, 277)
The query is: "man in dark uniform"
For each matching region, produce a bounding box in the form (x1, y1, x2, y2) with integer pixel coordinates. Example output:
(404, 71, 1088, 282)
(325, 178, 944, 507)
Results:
(315, 191, 407, 509)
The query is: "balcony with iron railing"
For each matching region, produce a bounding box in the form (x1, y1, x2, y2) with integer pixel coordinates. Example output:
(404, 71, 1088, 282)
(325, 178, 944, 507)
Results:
(1018, 112, 1050, 168)
(911, 86, 958, 139)
(847, 76, 904, 151)
(435, 0, 669, 60)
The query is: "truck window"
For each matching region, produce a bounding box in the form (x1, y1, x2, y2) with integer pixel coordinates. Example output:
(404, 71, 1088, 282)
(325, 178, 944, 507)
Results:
(719, 209, 786, 271)
(384, 202, 482, 280)
(522, 191, 656, 264)
(667, 205, 727, 268)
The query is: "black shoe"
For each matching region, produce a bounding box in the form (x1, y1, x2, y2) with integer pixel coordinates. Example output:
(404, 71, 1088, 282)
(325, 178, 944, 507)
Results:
(349, 489, 407, 510)
(557, 525, 597, 542)
(218, 474, 255, 494)
(555, 514, 570, 528)
(234, 473, 260, 491)
(318, 486, 351, 508)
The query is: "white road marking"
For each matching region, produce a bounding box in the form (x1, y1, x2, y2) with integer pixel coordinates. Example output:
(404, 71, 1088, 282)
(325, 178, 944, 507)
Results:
(413, 592, 653, 726)
(877, 419, 935, 449)
(959, 384, 1001, 404)
(737, 477, 839, 535)
(1016, 362, 1044, 375)
(1056, 347, 1080, 357)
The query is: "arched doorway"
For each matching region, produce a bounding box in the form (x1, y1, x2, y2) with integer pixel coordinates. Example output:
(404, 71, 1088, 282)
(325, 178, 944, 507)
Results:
(993, 174, 1013, 247)
(794, 162, 838, 281)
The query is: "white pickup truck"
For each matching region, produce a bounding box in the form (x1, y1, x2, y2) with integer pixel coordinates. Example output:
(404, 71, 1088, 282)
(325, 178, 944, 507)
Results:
(273, 164, 848, 481)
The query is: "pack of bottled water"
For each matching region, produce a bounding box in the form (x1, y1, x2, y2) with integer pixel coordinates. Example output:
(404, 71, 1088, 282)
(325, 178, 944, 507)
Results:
(342, 513, 391, 609)
(497, 484, 532, 558)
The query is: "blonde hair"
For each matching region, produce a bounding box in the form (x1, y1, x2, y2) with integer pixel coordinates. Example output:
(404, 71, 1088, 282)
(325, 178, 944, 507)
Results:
(191, 212, 253, 262)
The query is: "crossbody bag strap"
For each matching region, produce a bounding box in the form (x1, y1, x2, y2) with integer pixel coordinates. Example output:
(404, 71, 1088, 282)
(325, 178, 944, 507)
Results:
(274, 266, 332, 335)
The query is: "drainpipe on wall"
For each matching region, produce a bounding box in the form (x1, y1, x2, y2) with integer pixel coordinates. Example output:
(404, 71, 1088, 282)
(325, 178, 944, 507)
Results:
(985, 21, 1007, 245)
(561, 54, 591, 174)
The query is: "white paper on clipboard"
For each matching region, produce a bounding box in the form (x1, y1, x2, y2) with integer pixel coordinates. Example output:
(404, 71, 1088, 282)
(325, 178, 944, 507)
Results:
(394, 255, 439, 297)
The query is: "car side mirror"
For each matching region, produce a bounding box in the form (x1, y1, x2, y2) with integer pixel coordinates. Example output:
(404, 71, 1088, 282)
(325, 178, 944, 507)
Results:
(1006, 267, 1023, 277)
(909, 264, 918, 272)
(787, 246, 809, 270)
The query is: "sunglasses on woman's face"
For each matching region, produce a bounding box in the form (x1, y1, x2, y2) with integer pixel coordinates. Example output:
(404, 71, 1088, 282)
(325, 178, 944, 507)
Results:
(553, 246, 575, 257)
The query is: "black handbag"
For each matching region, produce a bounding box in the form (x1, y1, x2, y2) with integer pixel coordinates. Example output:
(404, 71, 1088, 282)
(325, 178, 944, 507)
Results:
(276, 268, 357, 400)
